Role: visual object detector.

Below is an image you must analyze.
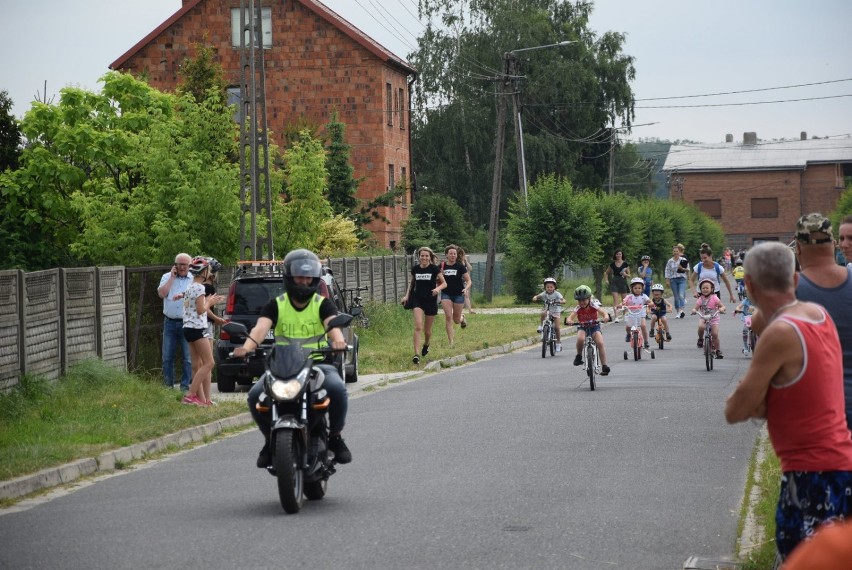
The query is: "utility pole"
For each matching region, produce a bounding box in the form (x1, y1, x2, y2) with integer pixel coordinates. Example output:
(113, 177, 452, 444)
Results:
(607, 125, 616, 194)
(484, 55, 511, 302)
(508, 54, 527, 208)
(238, 0, 274, 261)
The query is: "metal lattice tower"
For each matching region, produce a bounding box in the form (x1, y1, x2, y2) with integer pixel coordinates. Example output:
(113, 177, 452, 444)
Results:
(238, 0, 274, 261)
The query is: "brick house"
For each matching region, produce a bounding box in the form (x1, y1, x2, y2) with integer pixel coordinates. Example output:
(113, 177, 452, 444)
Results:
(662, 132, 852, 251)
(110, 0, 417, 249)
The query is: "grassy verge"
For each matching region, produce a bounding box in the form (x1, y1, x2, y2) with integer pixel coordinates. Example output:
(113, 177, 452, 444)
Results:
(737, 428, 781, 570)
(358, 299, 539, 373)
(0, 360, 246, 481)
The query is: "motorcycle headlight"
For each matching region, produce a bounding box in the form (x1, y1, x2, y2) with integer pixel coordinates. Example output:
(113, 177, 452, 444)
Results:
(269, 368, 309, 401)
(270, 379, 302, 400)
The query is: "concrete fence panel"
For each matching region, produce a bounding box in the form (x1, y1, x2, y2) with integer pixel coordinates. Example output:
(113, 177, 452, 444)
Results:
(98, 267, 126, 369)
(62, 268, 99, 372)
(23, 269, 61, 381)
(0, 270, 23, 390)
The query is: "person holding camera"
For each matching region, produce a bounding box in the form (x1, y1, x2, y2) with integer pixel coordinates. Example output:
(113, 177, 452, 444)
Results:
(665, 243, 689, 319)
(157, 252, 193, 390)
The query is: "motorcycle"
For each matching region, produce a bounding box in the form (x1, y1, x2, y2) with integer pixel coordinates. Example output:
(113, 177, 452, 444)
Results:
(224, 313, 352, 514)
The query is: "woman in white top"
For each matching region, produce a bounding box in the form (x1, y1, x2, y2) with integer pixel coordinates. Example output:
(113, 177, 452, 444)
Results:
(688, 244, 736, 304)
(181, 257, 224, 406)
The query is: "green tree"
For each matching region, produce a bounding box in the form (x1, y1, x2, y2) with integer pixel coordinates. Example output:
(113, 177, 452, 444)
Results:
(273, 130, 332, 252)
(588, 192, 642, 300)
(505, 175, 603, 300)
(411, 0, 636, 228)
(0, 72, 241, 269)
(177, 42, 229, 105)
(324, 111, 359, 218)
(0, 90, 20, 172)
(404, 191, 472, 250)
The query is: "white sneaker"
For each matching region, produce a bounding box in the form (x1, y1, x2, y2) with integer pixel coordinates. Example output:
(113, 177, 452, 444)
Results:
(556, 343, 562, 352)
(536, 326, 542, 333)
(613, 317, 620, 323)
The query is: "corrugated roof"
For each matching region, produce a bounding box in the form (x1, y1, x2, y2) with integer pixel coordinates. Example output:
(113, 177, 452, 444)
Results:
(662, 137, 852, 172)
(110, 0, 416, 75)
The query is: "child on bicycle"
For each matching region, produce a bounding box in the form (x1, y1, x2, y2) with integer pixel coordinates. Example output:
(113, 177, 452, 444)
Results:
(532, 277, 565, 352)
(648, 283, 673, 342)
(732, 258, 745, 298)
(691, 277, 727, 358)
(621, 277, 651, 349)
(733, 290, 756, 355)
(637, 255, 653, 297)
(565, 285, 611, 375)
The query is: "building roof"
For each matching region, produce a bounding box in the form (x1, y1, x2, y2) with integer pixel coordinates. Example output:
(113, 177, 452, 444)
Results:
(662, 137, 852, 173)
(109, 0, 416, 75)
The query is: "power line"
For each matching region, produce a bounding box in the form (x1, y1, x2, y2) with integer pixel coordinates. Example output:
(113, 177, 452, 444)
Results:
(635, 78, 852, 101)
(636, 93, 852, 109)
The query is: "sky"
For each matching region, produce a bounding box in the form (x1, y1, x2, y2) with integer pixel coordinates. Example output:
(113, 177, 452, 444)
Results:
(3, 0, 851, 144)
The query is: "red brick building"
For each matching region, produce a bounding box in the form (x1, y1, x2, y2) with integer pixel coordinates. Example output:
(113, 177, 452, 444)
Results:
(663, 132, 852, 250)
(110, 0, 416, 249)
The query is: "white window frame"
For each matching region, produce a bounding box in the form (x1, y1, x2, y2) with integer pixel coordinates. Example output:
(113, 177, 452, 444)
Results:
(231, 7, 272, 49)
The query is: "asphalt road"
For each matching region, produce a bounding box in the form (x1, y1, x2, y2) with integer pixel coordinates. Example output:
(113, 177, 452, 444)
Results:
(0, 306, 760, 570)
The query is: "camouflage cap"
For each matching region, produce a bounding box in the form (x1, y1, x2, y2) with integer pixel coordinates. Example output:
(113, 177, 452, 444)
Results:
(795, 213, 834, 244)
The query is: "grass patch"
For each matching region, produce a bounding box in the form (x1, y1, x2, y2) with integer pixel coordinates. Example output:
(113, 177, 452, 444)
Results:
(357, 302, 539, 373)
(0, 359, 245, 481)
(737, 430, 781, 570)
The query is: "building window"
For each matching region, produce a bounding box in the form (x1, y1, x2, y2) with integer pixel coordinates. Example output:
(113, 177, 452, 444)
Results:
(386, 83, 393, 126)
(751, 198, 778, 219)
(398, 87, 405, 130)
(400, 167, 407, 205)
(231, 7, 272, 49)
(694, 199, 721, 219)
(226, 87, 243, 124)
(843, 163, 852, 188)
(388, 164, 395, 191)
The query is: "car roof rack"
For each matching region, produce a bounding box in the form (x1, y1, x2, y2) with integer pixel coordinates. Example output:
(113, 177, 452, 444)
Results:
(233, 260, 285, 278)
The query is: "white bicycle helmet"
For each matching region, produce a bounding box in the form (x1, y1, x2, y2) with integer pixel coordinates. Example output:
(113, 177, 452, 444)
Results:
(543, 277, 557, 286)
(651, 283, 664, 292)
(630, 277, 645, 287)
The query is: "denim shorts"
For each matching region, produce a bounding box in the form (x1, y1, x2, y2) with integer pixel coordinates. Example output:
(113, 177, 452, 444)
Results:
(441, 293, 465, 304)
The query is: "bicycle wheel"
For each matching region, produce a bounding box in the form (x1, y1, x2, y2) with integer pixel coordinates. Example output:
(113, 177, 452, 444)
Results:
(704, 334, 712, 371)
(632, 331, 640, 361)
(549, 325, 556, 356)
(657, 326, 665, 350)
(586, 343, 596, 391)
(749, 331, 757, 353)
(358, 311, 370, 328)
(541, 323, 549, 358)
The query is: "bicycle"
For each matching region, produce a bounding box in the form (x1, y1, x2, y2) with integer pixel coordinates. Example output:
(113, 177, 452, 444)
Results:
(342, 286, 369, 328)
(653, 315, 668, 350)
(621, 304, 655, 361)
(734, 309, 757, 355)
(695, 308, 721, 371)
(539, 299, 560, 358)
(575, 320, 603, 391)
(736, 280, 745, 302)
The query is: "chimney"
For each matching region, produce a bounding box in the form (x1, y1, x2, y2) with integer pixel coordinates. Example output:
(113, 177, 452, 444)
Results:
(725, 134, 733, 143)
(800, 131, 807, 140)
(743, 132, 757, 145)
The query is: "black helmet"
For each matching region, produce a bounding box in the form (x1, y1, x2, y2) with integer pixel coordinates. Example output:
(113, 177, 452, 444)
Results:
(207, 257, 222, 273)
(283, 249, 322, 303)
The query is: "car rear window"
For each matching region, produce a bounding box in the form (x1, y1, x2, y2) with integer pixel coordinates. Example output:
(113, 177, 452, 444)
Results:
(232, 280, 283, 315)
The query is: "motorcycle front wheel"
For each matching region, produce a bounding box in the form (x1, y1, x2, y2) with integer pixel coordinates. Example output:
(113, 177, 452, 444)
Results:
(274, 432, 304, 514)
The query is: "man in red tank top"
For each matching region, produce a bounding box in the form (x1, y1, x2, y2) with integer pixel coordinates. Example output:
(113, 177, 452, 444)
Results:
(724, 242, 852, 562)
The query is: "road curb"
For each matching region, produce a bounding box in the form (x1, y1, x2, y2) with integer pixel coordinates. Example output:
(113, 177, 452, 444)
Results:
(1, 335, 542, 503)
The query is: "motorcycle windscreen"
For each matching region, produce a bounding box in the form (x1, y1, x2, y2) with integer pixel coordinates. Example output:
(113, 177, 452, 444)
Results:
(267, 343, 309, 378)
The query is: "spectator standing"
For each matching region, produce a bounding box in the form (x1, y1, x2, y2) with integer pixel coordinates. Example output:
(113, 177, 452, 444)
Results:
(181, 257, 225, 406)
(157, 252, 193, 390)
(664, 244, 689, 318)
(794, 213, 852, 432)
(839, 214, 852, 269)
(725, 242, 852, 563)
(439, 245, 472, 346)
(603, 250, 630, 321)
(401, 247, 446, 364)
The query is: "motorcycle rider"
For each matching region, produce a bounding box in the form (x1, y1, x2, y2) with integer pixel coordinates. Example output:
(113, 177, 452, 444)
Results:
(232, 249, 352, 466)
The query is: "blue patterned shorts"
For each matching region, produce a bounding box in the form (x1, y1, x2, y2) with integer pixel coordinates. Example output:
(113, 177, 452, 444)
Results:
(775, 470, 852, 560)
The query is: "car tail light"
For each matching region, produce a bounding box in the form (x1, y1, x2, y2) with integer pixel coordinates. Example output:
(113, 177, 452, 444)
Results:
(225, 281, 237, 315)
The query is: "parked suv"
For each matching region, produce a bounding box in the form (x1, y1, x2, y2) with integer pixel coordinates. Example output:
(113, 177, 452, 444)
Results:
(215, 261, 359, 392)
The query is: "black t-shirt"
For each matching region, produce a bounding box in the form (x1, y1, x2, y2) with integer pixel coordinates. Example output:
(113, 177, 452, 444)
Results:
(410, 264, 441, 300)
(260, 295, 338, 324)
(203, 283, 216, 296)
(440, 261, 467, 296)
